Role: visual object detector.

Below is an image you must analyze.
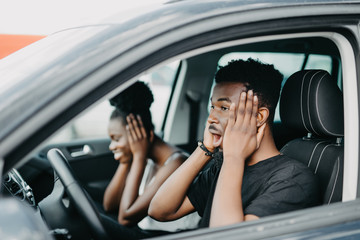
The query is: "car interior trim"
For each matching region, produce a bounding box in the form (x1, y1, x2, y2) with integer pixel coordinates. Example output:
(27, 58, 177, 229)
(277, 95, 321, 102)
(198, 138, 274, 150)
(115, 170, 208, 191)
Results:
(164, 60, 188, 143)
(329, 31, 359, 201)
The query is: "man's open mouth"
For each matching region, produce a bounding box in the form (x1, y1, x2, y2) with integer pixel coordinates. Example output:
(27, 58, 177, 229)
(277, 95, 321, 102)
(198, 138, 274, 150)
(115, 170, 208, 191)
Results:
(209, 125, 223, 148)
(212, 134, 223, 148)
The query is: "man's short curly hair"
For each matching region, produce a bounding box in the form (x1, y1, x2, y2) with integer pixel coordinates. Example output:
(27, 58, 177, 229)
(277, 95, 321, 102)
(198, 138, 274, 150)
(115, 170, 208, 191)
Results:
(109, 81, 154, 132)
(215, 58, 283, 124)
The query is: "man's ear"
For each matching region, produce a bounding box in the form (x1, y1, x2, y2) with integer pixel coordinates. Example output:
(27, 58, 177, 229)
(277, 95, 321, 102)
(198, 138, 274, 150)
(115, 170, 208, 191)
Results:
(257, 107, 269, 127)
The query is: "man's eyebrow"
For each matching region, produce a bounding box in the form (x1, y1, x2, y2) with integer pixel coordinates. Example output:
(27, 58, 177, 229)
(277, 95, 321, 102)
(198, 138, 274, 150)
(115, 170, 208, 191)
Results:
(210, 97, 231, 103)
(217, 97, 231, 102)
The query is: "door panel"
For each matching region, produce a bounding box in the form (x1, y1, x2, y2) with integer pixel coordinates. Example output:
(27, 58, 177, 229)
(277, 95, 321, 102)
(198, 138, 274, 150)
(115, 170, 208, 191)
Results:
(18, 138, 117, 204)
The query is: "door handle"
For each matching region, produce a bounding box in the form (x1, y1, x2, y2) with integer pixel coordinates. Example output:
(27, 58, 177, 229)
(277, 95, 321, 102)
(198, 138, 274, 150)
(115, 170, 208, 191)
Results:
(70, 145, 92, 158)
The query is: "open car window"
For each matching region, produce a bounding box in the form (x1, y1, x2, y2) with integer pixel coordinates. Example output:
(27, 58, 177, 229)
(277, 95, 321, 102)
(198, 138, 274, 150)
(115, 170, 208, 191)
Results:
(49, 61, 180, 143)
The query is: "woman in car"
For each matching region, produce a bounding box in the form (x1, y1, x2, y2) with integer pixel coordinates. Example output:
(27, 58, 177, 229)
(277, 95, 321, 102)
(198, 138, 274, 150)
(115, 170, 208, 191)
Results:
(102, 81, 199, 239)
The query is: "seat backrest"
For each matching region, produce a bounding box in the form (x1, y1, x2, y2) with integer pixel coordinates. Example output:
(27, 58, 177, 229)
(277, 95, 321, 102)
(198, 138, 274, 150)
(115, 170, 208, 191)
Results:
(279, 70, 344, 204)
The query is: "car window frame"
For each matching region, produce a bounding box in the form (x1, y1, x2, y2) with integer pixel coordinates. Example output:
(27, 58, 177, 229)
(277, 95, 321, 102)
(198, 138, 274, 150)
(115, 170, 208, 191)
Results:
(50, 22, 359, 240)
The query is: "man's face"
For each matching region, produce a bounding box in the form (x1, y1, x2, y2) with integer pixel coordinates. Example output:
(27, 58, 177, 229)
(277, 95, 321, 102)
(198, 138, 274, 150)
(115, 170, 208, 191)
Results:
(208, 82, 247, 149)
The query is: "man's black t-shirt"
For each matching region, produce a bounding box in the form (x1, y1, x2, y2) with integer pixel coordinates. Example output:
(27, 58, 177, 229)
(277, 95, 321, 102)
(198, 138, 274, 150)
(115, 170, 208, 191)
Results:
(187, 153, 321, 228)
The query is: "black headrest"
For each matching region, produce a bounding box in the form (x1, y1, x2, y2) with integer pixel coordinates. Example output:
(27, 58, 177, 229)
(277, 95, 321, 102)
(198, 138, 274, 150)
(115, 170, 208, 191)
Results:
(280, 70, 343, 137)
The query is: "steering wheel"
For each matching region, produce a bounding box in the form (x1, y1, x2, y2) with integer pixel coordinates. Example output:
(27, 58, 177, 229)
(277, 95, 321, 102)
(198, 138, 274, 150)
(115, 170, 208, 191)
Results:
(47, 148, 109, 240)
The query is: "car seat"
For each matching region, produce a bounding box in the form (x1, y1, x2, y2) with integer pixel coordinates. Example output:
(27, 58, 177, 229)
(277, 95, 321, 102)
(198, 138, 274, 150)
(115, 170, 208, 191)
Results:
(279, 70, 344, 204)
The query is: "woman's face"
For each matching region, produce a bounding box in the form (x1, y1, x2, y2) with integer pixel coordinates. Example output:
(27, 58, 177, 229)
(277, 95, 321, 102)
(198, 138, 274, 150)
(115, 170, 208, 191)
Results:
(108, 118, 132, 163)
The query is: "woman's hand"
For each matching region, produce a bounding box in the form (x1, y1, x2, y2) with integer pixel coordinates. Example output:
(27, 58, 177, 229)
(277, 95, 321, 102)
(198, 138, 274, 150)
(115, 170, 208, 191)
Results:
(223, 90, 266, 162)
(126, 114, 152, 160)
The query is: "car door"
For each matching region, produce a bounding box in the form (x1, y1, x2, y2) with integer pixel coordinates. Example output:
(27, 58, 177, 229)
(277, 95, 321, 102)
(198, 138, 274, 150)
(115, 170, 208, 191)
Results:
(18, 138, 116, 204)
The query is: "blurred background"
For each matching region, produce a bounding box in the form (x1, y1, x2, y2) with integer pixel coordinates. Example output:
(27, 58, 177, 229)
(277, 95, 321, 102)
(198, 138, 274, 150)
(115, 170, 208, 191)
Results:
(0, 0, 164, 58)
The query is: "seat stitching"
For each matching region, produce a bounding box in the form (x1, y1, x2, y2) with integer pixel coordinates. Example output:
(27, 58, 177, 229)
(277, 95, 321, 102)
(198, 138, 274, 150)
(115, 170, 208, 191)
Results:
(327, 156, 340, 204)
(307, 71, 322, 136)
(308, 141, 327, 167)
(315, 74, 342, 136)
(315, 143, 334, 173)
(300, 71, 311, 133)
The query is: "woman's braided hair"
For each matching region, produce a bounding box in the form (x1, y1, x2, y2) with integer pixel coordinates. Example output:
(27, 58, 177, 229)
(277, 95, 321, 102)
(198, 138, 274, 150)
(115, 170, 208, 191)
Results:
(109, 81, 154, 133)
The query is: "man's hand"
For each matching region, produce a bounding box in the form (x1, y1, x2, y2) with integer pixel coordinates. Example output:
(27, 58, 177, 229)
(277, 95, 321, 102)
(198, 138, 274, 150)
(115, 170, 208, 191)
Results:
(203, 121, 215, 152)
(223, 90, 266, 162)
(126, 114, 152, 160)
(210, 90, 265, 227)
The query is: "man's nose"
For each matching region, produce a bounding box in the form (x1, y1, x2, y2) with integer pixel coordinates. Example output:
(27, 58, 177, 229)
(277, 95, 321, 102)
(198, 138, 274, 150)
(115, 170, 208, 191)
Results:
(207, 110, 219, 124)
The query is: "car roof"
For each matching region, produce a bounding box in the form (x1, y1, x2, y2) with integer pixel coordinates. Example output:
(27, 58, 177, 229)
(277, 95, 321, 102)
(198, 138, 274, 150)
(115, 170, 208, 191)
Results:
(0, 0, 359, 167)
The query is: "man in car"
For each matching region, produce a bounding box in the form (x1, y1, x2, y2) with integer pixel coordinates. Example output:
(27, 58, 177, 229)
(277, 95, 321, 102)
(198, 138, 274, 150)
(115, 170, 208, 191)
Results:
(148, 58, 320, 228)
